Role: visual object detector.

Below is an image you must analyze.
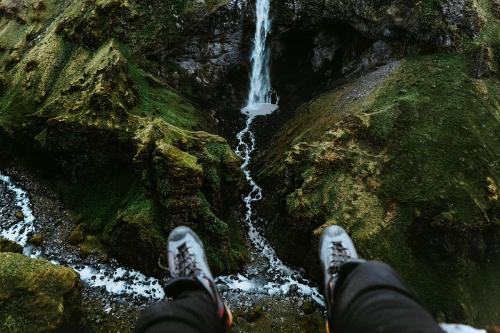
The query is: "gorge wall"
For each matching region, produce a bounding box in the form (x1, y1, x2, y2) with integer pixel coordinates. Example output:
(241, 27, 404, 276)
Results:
(0, 0, 499, 330)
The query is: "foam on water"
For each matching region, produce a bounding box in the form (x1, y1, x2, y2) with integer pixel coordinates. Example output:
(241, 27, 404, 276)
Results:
(441, 324, 487, 333)
(241, 103, 279, 116)
(0, 173, 36, 246)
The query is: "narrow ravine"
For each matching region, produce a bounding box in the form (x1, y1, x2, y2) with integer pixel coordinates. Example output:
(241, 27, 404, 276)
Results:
(0, 0, 491, 331)
(215, 0, 324, 305)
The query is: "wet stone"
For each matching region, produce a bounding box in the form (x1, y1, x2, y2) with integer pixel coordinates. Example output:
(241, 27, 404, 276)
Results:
(15, 210, 24, 220)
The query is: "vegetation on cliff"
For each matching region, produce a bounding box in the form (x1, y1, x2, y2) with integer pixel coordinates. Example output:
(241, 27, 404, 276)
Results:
(1, 0, 499, 331)
(0, 252, 82, 332)
(258, 0, 499, 326)
(0, 0, 248, 277)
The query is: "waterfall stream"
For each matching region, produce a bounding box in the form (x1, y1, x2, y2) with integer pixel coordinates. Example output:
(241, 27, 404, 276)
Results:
(215, 0, 324, 304)
(247, 0, 272, 105)
(0, 0, 489, 330)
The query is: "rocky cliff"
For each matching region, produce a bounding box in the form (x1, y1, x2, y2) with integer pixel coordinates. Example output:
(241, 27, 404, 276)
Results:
(257, 0, 500, 326)
(0, 0, 499, 331)
(0, 0, 249, 276)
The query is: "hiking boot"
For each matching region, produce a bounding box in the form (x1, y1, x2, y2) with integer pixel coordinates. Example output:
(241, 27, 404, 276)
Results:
(166, 226, 232, 330)
(319, 225, 360, 329)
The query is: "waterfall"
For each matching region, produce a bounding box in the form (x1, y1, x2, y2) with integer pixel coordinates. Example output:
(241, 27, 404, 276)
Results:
(247, 0, 272, 105)
(235, 0, 275, 258)
(221, 0, 324, 305)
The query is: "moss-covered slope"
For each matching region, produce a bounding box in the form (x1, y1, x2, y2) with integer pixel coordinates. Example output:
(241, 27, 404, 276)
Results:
(258, 0, 499, 325)
(0, 0, 248, 275)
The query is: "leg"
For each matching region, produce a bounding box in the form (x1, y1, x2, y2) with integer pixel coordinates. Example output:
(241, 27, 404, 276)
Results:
(332, 261, 443, 333)
(136, 226, 232, 333)
(135, 287, 225, 333)
(319, 226, 443, 333)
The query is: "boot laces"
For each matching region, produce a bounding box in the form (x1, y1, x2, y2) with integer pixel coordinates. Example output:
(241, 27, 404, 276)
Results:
(328, 241, 351, 275)
(175, 243, 202, 277)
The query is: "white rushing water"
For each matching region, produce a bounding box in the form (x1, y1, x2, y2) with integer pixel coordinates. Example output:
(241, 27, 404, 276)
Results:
(0, 171, 164, 300)
(216, 0, 324, 305)
(247, 0, 272, 106)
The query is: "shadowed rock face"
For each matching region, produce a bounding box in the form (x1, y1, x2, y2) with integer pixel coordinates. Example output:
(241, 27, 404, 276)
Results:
(0, 252, 82, 332)
(274, 0, 483, 47)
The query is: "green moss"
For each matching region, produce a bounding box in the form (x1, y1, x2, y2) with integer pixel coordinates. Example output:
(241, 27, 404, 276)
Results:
(129, 64, 211, 131)
(59, 172, 136, 234)
(367, 54, 498, 220)
(261, 51, 500, 325)
(0, 253, 81, 332)
(361, 53, 499, 323)
(196, 192, 248, 274)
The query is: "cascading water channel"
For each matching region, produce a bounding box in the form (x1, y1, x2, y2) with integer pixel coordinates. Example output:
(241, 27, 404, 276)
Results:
(0, 1, 492, 329)
(216, 0, 324, 304)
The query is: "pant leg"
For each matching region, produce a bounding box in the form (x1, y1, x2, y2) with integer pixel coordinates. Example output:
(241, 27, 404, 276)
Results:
(135, 289, 225, 333)
(331, 261, 444, 333)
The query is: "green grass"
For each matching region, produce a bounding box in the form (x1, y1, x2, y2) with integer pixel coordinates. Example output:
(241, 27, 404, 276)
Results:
(368, 53, 499, 217)
(128, 64, 211, 131)
(58, 172, 137, 234)
(359, 53, 499, 323)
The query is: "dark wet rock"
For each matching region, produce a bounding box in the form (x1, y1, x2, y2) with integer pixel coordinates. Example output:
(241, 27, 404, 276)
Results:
(15, 210, 24, 220)
(289, 284, 299, 294)
(470, 46, 496, 78)
(274, 0, 483, 48)
(0, 237, 23, 253)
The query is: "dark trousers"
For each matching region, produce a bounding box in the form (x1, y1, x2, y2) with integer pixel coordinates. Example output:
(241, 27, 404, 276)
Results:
(136, 261, 443, 333)
(332, 261, 443, 333)
(135, 289, 226, 333)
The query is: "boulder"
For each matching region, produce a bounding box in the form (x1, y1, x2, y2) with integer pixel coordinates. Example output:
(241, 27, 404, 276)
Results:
(0, 253, 82, 332)
(0, 238, 22, 253)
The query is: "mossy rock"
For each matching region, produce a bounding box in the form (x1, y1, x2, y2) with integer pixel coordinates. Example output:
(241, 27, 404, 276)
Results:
(0, 253, 82, 332)
(14, 211, 24, 220)
(68, 225, 85, 245)
(0, 238, 22, 253)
